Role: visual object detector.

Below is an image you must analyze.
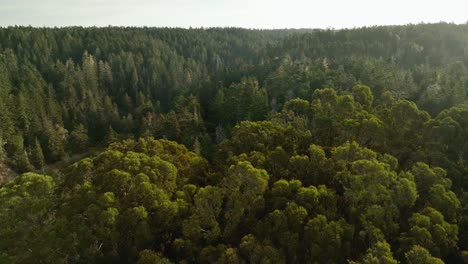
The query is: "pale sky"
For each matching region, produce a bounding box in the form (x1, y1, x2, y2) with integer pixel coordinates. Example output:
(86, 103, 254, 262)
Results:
(0, 0, 467, 29)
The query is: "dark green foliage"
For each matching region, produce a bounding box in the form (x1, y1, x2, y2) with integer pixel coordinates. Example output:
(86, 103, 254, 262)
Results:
(68, 124, 89, 153)
(29, 138, 45, 170)
(0, 24, 467, 263)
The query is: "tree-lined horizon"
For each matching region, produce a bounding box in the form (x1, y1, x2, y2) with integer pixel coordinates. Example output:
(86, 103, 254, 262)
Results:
(1, 0, 467, 28)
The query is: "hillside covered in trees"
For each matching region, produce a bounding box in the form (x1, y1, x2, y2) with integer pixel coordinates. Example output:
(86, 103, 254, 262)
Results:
(0, 23, 468, 263)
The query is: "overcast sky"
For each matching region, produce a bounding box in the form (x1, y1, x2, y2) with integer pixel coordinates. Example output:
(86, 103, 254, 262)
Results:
(0, 0, 467, 29)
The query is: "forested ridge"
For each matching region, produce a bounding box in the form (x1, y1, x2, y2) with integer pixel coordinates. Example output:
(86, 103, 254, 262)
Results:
(0, 23, 467, 263)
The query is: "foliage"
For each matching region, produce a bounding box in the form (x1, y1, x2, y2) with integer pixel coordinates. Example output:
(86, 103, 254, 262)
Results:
(0, 24, 467, 263)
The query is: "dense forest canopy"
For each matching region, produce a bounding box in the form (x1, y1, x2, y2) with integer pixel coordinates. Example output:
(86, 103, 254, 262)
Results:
(0, 23, 467, 263)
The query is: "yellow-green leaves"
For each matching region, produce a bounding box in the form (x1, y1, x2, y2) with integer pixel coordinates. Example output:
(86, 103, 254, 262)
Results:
(405, 207, 458, 257)
(405, 245, 444, 264)
(305, 215, 354, 262)
(222, 161, 269, 239)
(352, 84, 374, 110)
(0, 173, 57, 263)
(354, 241, 398, 264)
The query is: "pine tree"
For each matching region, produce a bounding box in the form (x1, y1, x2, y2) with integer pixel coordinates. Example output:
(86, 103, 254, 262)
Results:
(30, 138, 45, 170)
(105, 126, 118, 145)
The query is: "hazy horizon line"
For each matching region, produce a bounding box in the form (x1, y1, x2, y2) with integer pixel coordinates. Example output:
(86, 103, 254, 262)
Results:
(1, 21, 466, 31)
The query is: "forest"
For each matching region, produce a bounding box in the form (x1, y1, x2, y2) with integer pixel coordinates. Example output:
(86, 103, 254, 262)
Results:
(0, 23, 467, 263)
